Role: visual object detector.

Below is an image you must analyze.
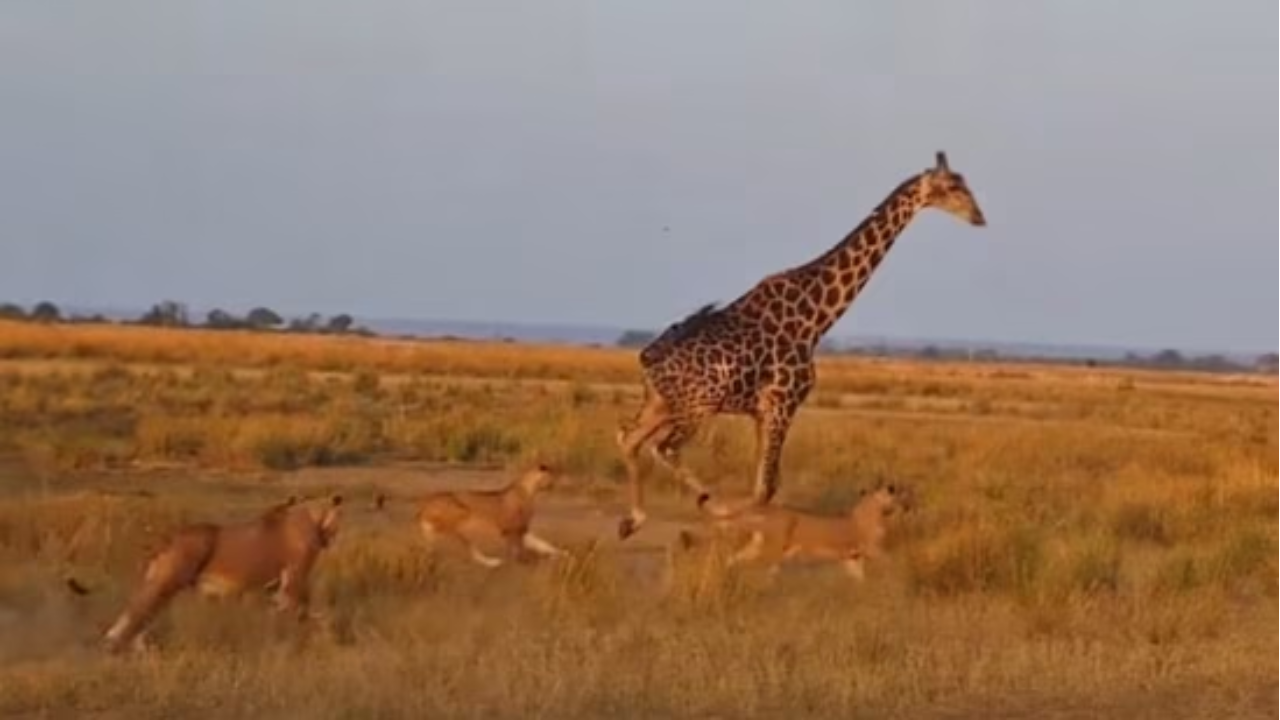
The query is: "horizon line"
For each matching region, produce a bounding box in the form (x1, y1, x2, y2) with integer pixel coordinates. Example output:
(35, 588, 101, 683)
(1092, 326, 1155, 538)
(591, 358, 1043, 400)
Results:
(19, 299, 1271, 360)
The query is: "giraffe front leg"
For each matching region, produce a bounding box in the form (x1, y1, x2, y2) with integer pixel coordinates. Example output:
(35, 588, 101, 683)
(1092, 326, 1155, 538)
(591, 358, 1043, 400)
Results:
(751, 406, 797, 506)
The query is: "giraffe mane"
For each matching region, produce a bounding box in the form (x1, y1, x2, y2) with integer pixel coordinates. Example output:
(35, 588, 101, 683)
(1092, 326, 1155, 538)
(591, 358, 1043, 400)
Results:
(665, 302, 719, 340)
(638, 302, 721, 366)
(680, 302, 719, 325)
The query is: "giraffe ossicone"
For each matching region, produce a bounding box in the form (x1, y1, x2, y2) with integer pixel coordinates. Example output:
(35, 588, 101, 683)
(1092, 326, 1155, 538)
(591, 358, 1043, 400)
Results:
(615, 150, 987, 540)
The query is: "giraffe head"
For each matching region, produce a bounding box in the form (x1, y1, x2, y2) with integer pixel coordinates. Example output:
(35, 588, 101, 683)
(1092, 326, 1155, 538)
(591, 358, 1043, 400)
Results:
(918, 151, 986, 227)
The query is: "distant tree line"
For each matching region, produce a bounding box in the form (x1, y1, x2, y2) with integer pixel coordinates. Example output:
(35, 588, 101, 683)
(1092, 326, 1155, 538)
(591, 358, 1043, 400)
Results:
(614, 328, 1278, 376)
(0, 300, 373, 338)
(3, 302, 1270, 376)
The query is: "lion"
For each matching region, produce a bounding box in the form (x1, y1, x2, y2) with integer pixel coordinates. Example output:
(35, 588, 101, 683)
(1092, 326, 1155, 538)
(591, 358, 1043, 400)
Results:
(374, 464, 565, 568)
(69, 493, 343, 654)
(681, 482, 913, 581)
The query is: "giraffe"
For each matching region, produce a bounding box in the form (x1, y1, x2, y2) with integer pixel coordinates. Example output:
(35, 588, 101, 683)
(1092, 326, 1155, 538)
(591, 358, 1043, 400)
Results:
(614, 151, 986, 539)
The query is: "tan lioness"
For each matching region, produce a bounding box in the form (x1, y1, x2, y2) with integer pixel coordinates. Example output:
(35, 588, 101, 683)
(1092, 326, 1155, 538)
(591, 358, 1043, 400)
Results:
(375, 464, 565, 568)
(684, 483, 913, 580)
(70, 493, 343, 654)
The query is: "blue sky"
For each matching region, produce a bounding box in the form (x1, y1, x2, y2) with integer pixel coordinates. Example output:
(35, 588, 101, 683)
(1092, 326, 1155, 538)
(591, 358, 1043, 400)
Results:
(1, 2, 1275, 352)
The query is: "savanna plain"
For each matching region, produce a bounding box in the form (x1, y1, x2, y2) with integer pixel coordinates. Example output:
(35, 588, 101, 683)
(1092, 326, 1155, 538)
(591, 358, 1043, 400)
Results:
(0, 320, 1275, 719)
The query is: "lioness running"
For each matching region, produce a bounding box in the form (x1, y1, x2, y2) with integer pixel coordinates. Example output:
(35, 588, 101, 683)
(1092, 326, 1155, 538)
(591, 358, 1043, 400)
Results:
(374, 464, 565, 568)
(684, 482, 913, 580)
(71, 493, 343, 654)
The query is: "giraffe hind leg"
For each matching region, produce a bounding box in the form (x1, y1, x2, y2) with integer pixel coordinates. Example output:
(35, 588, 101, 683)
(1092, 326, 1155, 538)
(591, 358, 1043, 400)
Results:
(615, 397, 672, 540)
(649, 422, 711, 506)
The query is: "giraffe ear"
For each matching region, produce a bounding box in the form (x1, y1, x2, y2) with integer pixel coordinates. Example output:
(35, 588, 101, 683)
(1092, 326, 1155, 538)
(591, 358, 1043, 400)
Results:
(934, 151, 949, 172)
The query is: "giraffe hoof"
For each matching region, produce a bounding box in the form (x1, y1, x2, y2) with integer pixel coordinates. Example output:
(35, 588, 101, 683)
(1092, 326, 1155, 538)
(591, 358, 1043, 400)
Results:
(618, 518, 638, 540)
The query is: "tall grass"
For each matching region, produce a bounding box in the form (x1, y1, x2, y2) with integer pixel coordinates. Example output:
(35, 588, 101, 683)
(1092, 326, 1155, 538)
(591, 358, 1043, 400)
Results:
(0, 323, 1274, 718)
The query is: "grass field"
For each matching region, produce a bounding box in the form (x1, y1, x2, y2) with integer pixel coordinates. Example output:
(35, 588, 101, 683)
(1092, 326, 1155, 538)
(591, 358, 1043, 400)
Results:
(0, 320, 1275, 719)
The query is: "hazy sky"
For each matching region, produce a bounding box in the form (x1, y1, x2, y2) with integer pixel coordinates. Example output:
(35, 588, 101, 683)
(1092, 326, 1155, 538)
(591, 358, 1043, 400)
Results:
(1, 2, 1276, 352)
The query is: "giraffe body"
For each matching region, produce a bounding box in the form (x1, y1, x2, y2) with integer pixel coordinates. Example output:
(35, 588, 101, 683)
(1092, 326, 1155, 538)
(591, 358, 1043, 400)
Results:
(616, 151, 986, 539)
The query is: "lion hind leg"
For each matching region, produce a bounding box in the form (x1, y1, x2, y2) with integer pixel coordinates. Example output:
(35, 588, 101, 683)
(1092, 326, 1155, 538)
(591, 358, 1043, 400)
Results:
(102, 554, 187, 654)
(103, 529, 216, 654)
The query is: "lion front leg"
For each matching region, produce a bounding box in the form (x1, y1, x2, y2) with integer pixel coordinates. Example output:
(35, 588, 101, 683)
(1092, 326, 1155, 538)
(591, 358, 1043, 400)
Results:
(841, 551, 867, 582)
(468, 543, 505, 568)
(271, 565, 314, 622)
(726, 531, 766, 568)
(520, 531, 566, 560)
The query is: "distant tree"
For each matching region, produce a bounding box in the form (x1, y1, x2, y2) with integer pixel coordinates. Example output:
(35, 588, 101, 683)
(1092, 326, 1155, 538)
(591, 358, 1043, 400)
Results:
(1189, 354, 1240, 373)
(616, 330, 656, 348)
(917, 345, 943, 360)
(0, 302, 25, 320)
(1151, 349, 1185, 367)
(139, 300, 189, 327)
(246, 306, 284, 330)
(30, 301, 62, 323)
(68, 313, 107, 325)
(325, 313, 355, 334)
(287, 313, 323, 333)
(816, 338, 841, 355)
(204, 308, 243, 330)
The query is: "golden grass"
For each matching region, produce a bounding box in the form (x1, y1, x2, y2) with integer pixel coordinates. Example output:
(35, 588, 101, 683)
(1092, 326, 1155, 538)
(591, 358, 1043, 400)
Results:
(0, 319, 637, 381)
(0, 322, 1275, 719)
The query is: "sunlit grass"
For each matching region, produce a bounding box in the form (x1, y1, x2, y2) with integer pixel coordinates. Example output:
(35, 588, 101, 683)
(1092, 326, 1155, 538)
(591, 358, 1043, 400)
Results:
(0, 322, 1274, 718)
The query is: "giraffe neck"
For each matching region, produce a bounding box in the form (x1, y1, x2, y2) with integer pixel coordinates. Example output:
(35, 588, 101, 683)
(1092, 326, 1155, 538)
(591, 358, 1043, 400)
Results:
(795, 174, 927, 344)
